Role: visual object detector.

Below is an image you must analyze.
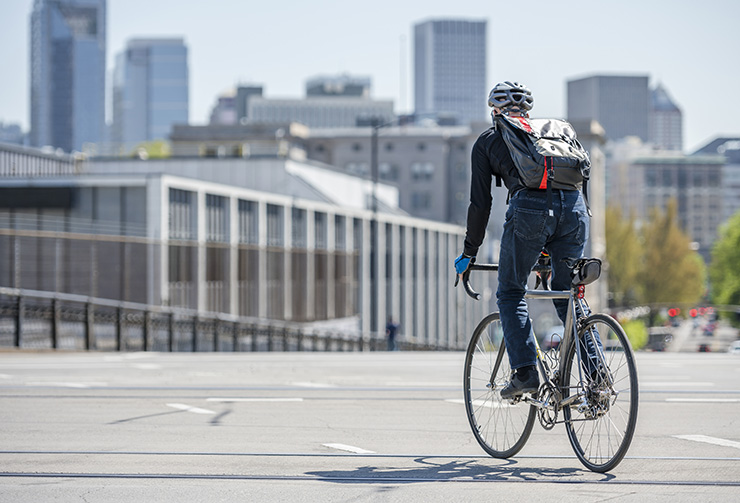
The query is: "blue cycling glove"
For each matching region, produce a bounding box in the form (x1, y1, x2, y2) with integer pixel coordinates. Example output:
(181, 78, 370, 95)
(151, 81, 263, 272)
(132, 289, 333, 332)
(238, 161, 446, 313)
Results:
(454, 253, 474, 275)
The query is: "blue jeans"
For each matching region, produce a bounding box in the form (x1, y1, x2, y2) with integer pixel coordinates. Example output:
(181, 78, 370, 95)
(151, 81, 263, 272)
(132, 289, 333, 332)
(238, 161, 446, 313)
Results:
(497, 189, 589, 370)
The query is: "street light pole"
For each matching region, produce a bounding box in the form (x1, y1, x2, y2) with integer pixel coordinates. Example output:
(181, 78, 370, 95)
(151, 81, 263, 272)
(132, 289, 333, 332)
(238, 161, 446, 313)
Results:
(369, 118, 380, 335)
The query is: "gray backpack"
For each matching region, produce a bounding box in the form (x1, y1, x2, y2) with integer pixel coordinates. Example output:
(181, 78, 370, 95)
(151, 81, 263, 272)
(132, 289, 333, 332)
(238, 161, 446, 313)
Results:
(495, 114, 591, 216)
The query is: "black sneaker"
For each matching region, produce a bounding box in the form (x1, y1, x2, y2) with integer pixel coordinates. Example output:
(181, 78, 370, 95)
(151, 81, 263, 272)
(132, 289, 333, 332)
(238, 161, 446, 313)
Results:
(500, 366, 539, 399)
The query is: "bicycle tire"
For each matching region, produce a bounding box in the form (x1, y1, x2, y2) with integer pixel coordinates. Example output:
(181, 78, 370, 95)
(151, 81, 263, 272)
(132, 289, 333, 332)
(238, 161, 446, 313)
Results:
(562, 313, 639, 472)
(463, 312, 536, 458)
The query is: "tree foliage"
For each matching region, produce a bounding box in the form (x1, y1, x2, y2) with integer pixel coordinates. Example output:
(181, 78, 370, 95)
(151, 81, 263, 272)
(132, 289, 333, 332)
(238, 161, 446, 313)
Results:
(709, 210, 740, 307)
(604, 206, 642, 307)
(640, 200, 706, 308)
(605, 200, 706, 311)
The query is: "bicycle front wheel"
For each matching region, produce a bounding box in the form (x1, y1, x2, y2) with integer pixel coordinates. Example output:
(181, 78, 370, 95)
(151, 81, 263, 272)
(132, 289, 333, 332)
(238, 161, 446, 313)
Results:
(562, 314, 639, 472)
(463, 312, 536, 458)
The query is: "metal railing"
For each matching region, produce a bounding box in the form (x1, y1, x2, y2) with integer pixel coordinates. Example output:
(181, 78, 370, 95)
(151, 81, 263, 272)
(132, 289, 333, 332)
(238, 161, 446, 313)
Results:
(0, 287, 451, 353)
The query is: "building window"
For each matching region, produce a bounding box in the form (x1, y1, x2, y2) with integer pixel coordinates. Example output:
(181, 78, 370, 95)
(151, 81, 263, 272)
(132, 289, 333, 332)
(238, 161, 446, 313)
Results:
(335, 215, 346, 250)
(346, 162, 369, 176)
(385, 142, 394, 152)
(238, 200, 258, 244)
(417, 142, 426, 151)
(315, 212, 327, 250)
(266, 204, 284, 247)
(379, 162, 399, 181)
(411, 162, 434, 181)
(352, 143, 362, 152)
(206, 194, 228, 243)
(169, 188, 194, 240)
(411, 192, 432, 209)
(291, 207, 307, 248)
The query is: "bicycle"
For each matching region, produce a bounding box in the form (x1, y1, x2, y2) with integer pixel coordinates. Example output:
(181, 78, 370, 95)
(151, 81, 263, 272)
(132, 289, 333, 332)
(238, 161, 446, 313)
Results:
(459, 257, 638, 473)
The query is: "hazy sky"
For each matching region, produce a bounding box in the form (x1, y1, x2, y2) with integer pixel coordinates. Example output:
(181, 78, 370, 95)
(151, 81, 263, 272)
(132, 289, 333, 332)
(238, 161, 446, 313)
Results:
(1, 0, 738, 151)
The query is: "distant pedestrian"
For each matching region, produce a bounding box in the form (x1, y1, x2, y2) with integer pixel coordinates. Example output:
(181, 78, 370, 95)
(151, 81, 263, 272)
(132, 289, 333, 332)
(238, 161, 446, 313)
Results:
(386, 316, 400, 351)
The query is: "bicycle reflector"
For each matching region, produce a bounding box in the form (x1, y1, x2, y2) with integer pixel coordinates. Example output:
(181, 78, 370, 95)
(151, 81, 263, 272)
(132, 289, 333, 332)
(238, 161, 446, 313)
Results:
(577, 284, 585, 299)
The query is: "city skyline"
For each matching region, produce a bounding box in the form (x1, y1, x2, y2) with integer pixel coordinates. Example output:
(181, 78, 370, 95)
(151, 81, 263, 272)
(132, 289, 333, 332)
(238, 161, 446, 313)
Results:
(1, 0, 738, 152)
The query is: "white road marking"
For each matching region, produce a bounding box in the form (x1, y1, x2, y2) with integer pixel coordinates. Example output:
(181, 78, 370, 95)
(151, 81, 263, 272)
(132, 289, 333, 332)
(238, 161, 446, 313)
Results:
(385, 381, 459, 387)
(132, 363, 162, 370)
(292, 382, 336, 388)
(445, 398, 515, 409)
(642, 381, 715, 387)
(322, 443, 376, 454)
(0, 374, 12, 379)
(674, 435, 740, 450)
(25, 382, 108, 388)
(206, 398, 304, 403)
(666, 398, 740, 403)
(166, 403, 216, 415)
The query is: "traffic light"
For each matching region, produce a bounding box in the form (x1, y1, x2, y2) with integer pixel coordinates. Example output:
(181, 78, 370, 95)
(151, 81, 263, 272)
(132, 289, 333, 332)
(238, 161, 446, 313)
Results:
(689, 308, 698, 318)
(668, 308, 679, 318)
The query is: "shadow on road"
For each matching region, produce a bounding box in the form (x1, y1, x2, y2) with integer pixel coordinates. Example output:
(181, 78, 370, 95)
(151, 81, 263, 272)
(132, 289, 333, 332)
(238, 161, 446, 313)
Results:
(306, 456, 613, 484)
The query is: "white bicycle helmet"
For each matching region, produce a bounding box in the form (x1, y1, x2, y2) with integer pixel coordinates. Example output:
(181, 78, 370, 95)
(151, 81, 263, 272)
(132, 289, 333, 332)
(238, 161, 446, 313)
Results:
(488, 81, 534, 112)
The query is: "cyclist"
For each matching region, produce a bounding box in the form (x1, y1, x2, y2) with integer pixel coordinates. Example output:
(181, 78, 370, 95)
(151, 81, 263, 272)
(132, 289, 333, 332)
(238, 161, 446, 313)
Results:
(454, 81, 590, 399)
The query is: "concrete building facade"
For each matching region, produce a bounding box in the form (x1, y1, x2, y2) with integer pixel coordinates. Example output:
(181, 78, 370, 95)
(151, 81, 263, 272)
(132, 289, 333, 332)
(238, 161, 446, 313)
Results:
(567, 75, 650, 144)
(0, 143, 483, 346)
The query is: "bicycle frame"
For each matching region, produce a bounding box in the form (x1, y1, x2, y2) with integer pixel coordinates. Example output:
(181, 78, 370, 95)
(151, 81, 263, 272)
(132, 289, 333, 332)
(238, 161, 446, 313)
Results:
(462, 263, 610, 415)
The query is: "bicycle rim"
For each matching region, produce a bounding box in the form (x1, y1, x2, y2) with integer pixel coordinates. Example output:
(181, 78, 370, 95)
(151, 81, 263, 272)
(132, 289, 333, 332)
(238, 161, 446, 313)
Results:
(562, 314, 639, 472)
(463, 312, 536, 458)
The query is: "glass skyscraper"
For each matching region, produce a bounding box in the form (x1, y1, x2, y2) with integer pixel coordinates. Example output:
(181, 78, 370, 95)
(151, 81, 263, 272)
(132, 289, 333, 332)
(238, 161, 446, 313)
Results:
(413, 19, 487, 126)
(30, 0, 106, 153)
(112, 38, 189, 152)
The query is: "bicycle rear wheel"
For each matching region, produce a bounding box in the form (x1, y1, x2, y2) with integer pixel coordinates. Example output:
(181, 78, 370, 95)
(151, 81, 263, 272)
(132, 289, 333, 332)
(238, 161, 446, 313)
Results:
(562, 314, 638, 472)
(463, 312, 536, 458)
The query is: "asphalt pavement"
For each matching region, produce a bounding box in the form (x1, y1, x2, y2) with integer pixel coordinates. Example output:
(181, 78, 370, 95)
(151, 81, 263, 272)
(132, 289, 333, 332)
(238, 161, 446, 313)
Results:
(1, 350, 739, 502)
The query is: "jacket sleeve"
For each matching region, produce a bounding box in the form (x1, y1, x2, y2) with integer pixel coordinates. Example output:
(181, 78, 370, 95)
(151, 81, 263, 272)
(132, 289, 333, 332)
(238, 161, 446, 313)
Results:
(463, 135, 494, 257)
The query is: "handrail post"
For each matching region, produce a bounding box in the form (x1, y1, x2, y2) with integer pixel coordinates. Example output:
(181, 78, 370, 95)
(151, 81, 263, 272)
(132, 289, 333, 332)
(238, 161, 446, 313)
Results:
(143, 310, 151, 351)
(116, 307, 123, 352)
(85, 302, 94, 350)
(51, 298, 59, 349)
(168, 312, 175, 352)
(232, 321, 238, 351)
(192, 316, 198, 352)
(213, 318, 219, 352)
(14, 296, 22, 348)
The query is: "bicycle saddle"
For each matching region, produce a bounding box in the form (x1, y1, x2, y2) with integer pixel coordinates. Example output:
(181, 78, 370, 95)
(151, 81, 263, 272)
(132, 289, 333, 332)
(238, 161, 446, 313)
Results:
(565, 257, 602, 286)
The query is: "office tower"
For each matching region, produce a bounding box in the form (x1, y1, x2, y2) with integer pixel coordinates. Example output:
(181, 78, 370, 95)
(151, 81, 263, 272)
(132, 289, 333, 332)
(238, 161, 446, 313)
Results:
(112, 38, 189, 151)
(650, 83, 683, 151)
(30, 0, 106, 152)
(567, 75, 649, 143)
(414, 19, 487, 126)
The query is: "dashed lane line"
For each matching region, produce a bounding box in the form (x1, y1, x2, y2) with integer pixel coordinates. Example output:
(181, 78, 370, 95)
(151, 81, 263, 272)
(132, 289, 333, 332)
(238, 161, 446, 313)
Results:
(322, 443, 376, 454)
(165, 403, 216, 415)
(666, 398, 740, 403)
(673, 435, 740, 450)
(206, 397, 303, 403)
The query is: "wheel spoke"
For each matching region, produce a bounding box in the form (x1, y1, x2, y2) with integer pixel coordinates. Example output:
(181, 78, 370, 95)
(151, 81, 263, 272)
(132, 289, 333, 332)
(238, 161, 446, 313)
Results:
(463, 313, 535, 458)
(563, 315, 638, 472)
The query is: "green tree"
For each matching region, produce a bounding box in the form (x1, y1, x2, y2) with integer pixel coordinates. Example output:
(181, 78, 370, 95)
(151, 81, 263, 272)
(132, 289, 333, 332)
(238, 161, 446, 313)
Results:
(605, 206, 643, 307)
(709, 210, 740, 309)
(640, 200, 706, 319)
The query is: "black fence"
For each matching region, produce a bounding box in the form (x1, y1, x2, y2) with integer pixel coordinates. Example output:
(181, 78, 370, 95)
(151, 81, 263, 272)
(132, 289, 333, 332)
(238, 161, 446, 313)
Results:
(0, 287, 447, 352)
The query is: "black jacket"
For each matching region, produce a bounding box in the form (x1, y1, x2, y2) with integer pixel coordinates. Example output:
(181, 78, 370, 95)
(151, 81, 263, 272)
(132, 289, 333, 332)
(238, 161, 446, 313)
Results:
(463, 125, 523, 257)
